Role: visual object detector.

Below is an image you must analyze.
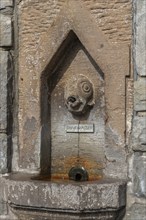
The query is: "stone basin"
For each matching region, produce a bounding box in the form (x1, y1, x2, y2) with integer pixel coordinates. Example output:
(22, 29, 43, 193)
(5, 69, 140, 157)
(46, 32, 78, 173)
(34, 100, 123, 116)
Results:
(1, 173, 126, 220)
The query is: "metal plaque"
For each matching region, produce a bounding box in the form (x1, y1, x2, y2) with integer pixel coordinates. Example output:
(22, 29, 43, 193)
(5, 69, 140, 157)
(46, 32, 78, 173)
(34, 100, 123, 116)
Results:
(66, 124, 94, 133)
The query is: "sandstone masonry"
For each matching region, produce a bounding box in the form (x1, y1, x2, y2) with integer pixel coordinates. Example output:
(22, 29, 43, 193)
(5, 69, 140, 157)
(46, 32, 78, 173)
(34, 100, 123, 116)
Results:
(0, 0, 146, 219)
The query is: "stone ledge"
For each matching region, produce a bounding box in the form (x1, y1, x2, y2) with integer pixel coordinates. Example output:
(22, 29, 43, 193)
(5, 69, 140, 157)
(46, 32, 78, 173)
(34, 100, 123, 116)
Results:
(2, 173, 126, 214)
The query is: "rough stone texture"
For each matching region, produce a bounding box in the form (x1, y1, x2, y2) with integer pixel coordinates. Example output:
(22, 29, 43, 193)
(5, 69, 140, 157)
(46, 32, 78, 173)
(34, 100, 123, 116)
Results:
(0, 50, 8, 131)
(132, 116, 146, 151)
(0, 13, 12, 46)
(0, 134, 7, 173)
(17, 0, 129, 180)
(1, 173, 126, 219)
(133, 152, 146, 198)
(124, 203, 146, 220)
(18, 0, 131, 45)
(0, 0, 13, 9)
(134, 78, 146, 112)
(134, 0, 146, 77)
(85, 0, 132, 44)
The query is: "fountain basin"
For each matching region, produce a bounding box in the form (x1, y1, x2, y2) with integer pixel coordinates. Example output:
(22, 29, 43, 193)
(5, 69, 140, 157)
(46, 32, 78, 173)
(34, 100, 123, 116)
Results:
(2, 173, 126, 219)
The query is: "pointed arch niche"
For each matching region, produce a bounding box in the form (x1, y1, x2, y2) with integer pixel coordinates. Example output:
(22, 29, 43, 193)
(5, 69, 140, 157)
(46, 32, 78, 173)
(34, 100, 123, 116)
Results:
(4, 1, 131, 218)
(17, 0, 130, 180)
(40, 30, 105, 179)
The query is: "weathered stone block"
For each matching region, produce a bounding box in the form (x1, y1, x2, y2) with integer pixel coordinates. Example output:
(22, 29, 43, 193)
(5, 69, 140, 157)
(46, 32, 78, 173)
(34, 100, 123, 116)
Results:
(0, 50, 8, 131)
(124, 203, 146, 220)
(132, 116, 146, 151)
(134, 78, 146, 112)
(4, 174, 126, 213)
(133, 152, 146, 198)
(0, 0, 13, 9)
(135, 0, 146, 76)
(0, 14, 12, 46)
(0, 134, 8, 173)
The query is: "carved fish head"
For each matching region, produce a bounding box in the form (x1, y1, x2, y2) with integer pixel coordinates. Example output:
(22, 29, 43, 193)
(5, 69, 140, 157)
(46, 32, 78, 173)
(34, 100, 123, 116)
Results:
(65, 75, 94, 115)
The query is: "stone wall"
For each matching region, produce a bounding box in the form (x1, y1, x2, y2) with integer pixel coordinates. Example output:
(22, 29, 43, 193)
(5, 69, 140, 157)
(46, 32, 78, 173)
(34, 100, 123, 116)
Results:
(0, 0, 146, 219)
(124, 0, 146, 219)
(0, 0, 13, 216)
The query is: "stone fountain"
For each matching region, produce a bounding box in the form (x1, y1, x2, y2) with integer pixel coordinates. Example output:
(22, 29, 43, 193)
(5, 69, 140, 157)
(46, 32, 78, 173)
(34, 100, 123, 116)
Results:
(2, 1, 130, 219)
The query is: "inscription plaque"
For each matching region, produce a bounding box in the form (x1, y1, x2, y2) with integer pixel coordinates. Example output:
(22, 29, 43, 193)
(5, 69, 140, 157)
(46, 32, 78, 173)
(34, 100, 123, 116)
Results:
(66, 124, 94, 133)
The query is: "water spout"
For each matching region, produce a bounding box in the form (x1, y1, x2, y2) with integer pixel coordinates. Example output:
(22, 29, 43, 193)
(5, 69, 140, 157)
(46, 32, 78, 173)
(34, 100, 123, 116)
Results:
(68, 166, 88, 181)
